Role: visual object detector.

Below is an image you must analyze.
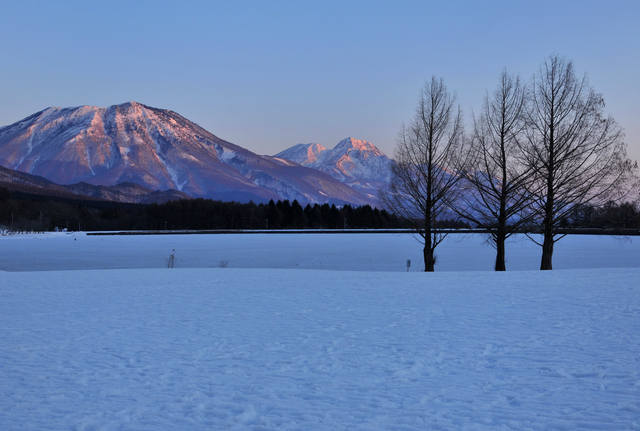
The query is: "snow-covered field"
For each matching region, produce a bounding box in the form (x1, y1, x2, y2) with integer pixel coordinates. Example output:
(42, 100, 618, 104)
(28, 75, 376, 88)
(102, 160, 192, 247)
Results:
(1, 231, 639, 272)
(1, 233, 639, 429)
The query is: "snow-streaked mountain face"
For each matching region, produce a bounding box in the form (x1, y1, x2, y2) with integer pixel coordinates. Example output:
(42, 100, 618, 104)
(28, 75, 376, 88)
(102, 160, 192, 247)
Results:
(0, 103, 375, 206)
(274, 137, 392, 202)
(274, 143, 327, 165)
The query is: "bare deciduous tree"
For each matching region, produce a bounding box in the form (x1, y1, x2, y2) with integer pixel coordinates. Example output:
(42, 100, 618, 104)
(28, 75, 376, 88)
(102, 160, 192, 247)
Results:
(456, 70, 535, 271)
(524, 54, 637, 270)
(381, 77, 465, 271)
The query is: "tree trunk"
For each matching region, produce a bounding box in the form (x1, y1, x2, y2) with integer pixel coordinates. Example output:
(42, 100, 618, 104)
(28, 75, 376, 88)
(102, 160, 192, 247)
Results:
(540, 232, 554, 270)
(495, 231, 506, 271)
(423, 233, 435, 272)
(496, 181, 507, 271)
(423, 245, 435, 272)
(541, 173, 555, 270)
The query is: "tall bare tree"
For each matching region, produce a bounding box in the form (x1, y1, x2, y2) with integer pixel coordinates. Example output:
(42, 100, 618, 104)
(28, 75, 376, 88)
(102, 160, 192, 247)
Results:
(456, 70, 535, 271)
(524, 54, 636, 270)
(381, 77, 465, 271)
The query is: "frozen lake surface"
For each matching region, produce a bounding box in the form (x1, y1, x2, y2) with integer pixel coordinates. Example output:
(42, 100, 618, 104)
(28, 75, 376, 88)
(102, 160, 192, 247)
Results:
(1, 233, 639, 429)
(1, 231, 639, 272)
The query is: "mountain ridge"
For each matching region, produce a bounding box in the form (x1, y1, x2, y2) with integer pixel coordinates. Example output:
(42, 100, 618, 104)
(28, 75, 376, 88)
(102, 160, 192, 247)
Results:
(0, 165, 191, 204)
(0, 102, 377, 206)
(274, 137, 392, 200)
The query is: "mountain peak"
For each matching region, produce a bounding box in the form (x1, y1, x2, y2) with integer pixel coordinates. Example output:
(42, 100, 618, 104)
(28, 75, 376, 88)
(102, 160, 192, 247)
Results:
(0, 103, 376, 206)
(114, 101, 151, 113)
(334, 137, 382, 155)
(118, 101, 144, 108)
(273, 143, 326, 165)
(274, 138, 392, 202)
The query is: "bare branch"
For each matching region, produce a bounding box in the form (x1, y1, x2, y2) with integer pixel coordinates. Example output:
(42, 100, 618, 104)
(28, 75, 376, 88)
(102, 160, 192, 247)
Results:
(524, 54, 637, 270)
(380, 77, 467, 272)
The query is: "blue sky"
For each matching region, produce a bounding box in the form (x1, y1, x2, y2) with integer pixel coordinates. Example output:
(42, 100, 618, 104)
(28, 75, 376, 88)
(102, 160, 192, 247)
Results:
(1, 0, 638, 161)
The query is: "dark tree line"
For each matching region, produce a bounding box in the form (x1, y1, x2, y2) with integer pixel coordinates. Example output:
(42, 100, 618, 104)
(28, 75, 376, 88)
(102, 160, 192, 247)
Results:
(2, 183, 637, 235)
(563, 201, 640, 230)
(0, 188, 413, 232)
(150, 199, 406, 230)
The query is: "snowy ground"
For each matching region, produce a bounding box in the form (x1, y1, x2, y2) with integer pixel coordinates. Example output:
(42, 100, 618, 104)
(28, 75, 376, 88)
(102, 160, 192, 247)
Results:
(1, 233, 639, 430)
(1, 231, 639, 272)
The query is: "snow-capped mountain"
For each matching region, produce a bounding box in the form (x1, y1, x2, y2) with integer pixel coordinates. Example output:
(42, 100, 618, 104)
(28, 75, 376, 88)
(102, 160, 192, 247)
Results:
(274, 143, 327, 165)
(274, 138, 392, 201)
(0, 102, 375, 206)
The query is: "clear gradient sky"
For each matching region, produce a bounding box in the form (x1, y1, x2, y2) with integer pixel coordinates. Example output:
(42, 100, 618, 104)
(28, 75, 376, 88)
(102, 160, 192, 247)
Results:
(1, 0, 638, 161)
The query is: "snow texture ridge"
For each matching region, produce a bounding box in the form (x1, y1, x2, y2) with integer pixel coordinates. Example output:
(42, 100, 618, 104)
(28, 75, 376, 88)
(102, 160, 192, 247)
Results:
(0, 234, 639, 429)
(1, 233, 639, 429)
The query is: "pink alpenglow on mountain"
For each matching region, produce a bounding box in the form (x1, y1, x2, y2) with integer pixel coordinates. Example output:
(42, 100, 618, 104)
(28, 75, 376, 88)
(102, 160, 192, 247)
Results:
(275, 137, 392, 200)
(0, 102, 375, 206)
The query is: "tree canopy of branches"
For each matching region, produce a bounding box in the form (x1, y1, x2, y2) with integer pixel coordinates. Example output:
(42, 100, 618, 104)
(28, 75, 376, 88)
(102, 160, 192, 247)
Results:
(456, 70, 534, 271)
(382, 55, 637, 271)
(381, 77, 466, 271)
(524, 54, 636, 270)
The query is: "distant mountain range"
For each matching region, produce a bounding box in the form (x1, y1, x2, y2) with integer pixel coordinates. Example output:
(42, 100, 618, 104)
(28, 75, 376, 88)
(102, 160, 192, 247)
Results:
(0, 165, 190, 204)
(274, 138, 392, 200)
(0, 102, 392, 206)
